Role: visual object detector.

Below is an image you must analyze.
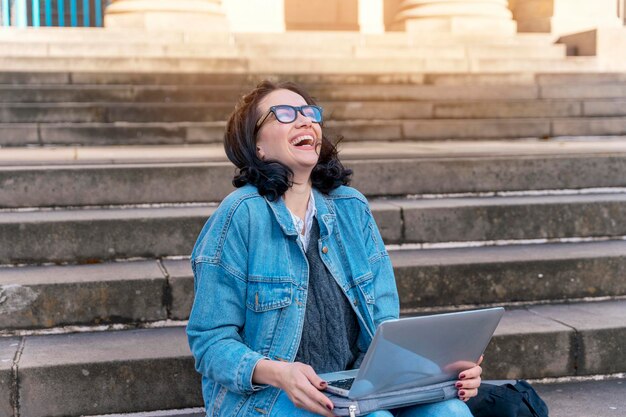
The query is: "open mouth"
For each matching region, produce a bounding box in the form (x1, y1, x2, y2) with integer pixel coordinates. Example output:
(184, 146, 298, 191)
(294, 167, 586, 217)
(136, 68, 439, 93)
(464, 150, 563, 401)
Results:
(290, 135, 316, 148)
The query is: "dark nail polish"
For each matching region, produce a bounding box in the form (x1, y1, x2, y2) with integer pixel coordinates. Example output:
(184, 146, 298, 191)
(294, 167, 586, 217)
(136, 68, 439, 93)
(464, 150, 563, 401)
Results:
(326, 404, 333, 410)
(460, 373, 466, 379)
(455, 382, 463, 388)
(459, 390, 466, 396)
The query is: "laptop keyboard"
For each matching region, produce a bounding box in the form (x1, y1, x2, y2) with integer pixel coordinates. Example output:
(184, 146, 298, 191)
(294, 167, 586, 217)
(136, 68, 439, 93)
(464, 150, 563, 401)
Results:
(327, 378, 355, 390)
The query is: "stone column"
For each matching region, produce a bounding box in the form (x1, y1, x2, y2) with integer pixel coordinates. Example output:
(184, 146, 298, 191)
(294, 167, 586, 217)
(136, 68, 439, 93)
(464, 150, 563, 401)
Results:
(222, 0, 285, 32)
(551, 0, 622, 36)
(394, 0, 517, 35)
(359, 0, 385, 33)
(105, 0, 229, 31)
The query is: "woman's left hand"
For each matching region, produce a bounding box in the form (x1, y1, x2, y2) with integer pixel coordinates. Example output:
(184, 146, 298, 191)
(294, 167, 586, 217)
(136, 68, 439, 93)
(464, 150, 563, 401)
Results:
(456, 355, 483, 402)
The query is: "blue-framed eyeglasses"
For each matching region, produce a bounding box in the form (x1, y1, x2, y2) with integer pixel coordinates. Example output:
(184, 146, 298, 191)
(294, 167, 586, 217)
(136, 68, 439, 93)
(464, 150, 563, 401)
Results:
(255, 105, 323, 134)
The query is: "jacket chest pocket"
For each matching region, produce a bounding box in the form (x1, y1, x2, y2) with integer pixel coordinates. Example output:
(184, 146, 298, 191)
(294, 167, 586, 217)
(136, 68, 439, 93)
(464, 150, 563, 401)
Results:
(244, 279, 294, 355)
(246, 279, 293, 312)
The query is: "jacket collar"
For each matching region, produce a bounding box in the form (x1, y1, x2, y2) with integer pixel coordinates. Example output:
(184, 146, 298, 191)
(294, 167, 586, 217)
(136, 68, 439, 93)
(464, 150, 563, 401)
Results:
(264, 187, 335, 239)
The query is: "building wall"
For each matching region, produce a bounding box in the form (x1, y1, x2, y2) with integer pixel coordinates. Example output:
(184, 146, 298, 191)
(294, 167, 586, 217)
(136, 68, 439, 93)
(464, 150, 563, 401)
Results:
(284, 0, 359, 31)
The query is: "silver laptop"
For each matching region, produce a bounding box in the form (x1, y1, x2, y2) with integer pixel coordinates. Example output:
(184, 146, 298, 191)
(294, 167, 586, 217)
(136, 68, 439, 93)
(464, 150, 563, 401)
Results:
(319, 307, 504, 399)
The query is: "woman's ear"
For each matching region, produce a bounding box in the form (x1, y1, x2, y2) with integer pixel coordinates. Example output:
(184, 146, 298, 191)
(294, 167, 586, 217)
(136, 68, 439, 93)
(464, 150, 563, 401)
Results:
(256, 146, 265, 160)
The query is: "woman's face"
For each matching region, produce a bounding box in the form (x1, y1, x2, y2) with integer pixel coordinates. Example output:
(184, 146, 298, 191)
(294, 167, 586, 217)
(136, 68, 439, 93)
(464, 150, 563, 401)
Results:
(255, 89, 322, 177)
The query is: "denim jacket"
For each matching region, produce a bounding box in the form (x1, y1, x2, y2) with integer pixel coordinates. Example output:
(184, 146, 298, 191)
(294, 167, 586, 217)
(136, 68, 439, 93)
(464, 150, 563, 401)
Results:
(186, 184, 400, 417)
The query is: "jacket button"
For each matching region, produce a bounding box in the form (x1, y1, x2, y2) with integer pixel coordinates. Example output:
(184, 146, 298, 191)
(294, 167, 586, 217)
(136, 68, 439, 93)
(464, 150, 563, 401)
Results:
(322, 246, 328, 254)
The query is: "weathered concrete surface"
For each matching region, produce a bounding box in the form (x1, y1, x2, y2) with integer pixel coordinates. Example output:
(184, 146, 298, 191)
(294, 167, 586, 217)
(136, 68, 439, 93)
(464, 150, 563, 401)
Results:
(0, 338, 19, 417)
(552, 117, 626, 136)
(392, 240, 626, 309)
(39, 123, 191, 146)
(4, 70, 618, 87)
(11, 240, 621, 327)
(0, 85, 243, 104)
(368, 200, 403, 244)
(3, 193, 626, 262)
(18, 328, 202, 417)
(482, 308, 576, 380)
(0, 163, 237, 207)
(0, 261, 167, 329)
(0, 124, 39, 146)
(0, 203, 401, 263)
(397, 193, 626, 243)
(529, 301, 626, 376)
(6, 154, 626, 208)
(535, 378, 626, 417)
(161, 260, 194, 321)
(433, 100, 583, 119)
(0, 103, 234, 124)
(349, 154, 626, 197)
(2, 99, 610, 124)
(0, 206, 216, 264)
(10, 301, 626, 416)
(402, 118, 551, 139)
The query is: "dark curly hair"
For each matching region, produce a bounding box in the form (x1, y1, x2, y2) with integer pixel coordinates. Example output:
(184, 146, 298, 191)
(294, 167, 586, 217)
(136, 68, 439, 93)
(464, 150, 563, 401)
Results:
(224, 80, 352, 201)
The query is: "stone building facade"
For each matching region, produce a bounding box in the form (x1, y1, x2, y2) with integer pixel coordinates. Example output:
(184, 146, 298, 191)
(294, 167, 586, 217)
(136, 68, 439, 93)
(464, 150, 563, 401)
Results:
(105, 0, 626, 37)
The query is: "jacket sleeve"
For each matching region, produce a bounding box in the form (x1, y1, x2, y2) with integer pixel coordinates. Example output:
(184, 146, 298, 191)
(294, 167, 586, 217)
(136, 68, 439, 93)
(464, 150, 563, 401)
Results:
(186, 206, 268, 395)
(364, 205, 400, 326)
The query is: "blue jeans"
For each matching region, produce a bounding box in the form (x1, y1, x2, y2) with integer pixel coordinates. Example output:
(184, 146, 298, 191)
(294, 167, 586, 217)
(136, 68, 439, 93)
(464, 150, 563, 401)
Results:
(269, 390, 474, 417)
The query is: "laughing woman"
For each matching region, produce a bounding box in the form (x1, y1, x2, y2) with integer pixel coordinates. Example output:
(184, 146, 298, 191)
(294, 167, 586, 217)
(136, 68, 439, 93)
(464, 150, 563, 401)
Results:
(186, 80, 482, 417)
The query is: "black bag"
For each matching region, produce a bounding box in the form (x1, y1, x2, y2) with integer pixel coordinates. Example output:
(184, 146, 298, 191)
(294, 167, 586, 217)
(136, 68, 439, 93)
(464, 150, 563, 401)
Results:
(467, 380, 549, 417)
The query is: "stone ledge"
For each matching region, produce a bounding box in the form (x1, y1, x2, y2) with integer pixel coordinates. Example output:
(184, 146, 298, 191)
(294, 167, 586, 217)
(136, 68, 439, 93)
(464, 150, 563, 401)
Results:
(4, 193, 626, 263)
(3, 240, 626, 329)
(0, 260, 167, 329)
(18, 328, 202, 417)
(4, 151, 626, 207)
(11, 301, 626, 416)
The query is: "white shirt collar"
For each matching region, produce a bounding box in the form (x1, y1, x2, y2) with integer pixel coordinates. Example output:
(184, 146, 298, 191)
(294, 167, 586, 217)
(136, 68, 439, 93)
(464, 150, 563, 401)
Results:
(286, 190, 316, 250)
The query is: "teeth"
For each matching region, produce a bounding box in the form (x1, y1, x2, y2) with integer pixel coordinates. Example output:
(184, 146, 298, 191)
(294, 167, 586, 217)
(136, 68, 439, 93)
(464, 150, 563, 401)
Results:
(290, 135, 315, 146)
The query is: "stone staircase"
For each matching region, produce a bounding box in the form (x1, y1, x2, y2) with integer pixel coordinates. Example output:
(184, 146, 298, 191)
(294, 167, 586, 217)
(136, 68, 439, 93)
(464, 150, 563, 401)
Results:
(2, 71, 626, 148)
(1, 68, 626, 417)
(0, 28, 604, 73)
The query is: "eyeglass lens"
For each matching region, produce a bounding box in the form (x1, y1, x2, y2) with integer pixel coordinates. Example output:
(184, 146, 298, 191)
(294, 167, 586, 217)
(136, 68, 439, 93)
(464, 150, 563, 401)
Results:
(274, 105, 322, 123)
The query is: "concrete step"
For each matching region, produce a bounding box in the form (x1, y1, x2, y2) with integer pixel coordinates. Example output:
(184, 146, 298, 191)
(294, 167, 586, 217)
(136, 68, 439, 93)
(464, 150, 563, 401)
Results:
(0, 30, 567, 61)
(534, 378, 626, 417)
(2, 240, 626, 330)
(0, 28, 557, 47)
(0, 56, 601, 74)
(1, 299, 624, 416)
(2, 192, 626, 264)
(72, 378, 626, 417)
(1, 99, 626, 123)
(0, 103, 235, 123)
(2, 70, 624, 87)
(0, 82, 596, 104)
(4, 116, 626, 146)
(4, 147, 626, 207)
(3, 79, 626, 114)
(0, 84, 249, 103)
(0, 27, 232, 45)
(355, 44, 566, 60)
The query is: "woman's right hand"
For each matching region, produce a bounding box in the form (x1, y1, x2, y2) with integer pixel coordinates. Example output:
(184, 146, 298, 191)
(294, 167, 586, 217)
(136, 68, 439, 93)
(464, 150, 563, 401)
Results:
(254, 360, 334, 416)
(277, 362, 335, 417)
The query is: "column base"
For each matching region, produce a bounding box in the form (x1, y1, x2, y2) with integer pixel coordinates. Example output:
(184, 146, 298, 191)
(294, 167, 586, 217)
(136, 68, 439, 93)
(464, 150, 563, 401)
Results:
(404, 16, 517, 36)
(105, 0, 229, 32)
(105, 12, 229, 31)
